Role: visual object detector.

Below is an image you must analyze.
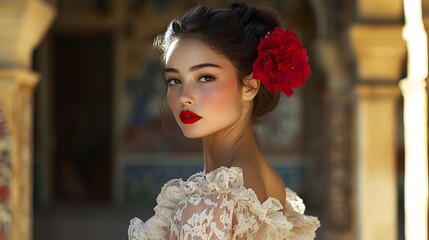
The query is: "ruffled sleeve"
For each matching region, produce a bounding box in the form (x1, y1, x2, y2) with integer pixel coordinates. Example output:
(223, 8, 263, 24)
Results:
(128, 167, 320, 240)
(284, 188, 320, 239)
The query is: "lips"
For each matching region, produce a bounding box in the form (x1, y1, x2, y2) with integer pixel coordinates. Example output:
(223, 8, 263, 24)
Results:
(179, 110, 202, 124)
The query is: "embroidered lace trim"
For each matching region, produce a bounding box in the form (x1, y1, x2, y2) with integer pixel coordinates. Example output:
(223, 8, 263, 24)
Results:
(128, 166, 320, 240)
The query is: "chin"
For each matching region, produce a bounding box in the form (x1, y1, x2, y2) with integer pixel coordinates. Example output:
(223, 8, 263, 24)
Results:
(181, 130, 203, 139)
(179, 125, 210, 139)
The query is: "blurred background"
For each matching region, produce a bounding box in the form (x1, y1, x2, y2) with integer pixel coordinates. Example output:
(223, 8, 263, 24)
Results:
(1, 0, 426, 239)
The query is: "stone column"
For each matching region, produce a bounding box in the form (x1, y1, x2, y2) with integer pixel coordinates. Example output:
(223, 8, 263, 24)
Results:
(315, 39, 354, 240)
(350, 24, 406, 240)
(0, 1, 55, 240)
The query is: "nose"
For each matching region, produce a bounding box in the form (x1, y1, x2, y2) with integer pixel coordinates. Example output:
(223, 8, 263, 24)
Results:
(178, 82, 195, 105)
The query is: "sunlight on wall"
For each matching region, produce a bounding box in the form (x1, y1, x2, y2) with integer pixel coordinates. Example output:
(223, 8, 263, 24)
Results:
(400, 0, 428, 239)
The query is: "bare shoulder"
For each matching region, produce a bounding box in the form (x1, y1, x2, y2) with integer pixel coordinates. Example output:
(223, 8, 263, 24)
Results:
(233, 161, 268, 203)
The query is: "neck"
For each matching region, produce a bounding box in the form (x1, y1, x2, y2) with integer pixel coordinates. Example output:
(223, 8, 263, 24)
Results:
(202, 121, 261, 172)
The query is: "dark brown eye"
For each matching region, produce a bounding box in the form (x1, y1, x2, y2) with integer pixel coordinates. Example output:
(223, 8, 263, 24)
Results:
(199, 75, 215, 82)
(167, 79, 181, 86)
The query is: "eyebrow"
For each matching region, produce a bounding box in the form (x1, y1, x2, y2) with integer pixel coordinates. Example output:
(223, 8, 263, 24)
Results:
(163, 63, 222, 74)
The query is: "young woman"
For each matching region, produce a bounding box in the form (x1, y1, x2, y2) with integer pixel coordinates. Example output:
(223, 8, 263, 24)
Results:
(128, 1, 320, 239)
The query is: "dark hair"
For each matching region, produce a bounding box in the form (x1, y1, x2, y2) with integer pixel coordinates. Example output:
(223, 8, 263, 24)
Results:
(155, 1, 282, 122)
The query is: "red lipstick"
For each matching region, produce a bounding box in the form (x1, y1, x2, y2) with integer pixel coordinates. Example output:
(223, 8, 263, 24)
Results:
(180, 110, 202, 124)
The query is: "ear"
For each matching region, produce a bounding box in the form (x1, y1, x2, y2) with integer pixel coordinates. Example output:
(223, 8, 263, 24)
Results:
(242, 74, 260, 101)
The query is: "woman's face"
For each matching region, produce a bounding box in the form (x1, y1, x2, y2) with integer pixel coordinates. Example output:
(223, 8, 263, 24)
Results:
(164, 38, 246, 139)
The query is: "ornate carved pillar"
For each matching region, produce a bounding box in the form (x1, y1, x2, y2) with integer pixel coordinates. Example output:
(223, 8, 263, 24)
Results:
(0, 1, 55, 239)
(315, 39, 354, 240)
(350, 23, 406, 240)
(310, 0, 355, 238)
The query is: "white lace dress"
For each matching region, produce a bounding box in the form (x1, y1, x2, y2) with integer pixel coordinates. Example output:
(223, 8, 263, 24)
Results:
(128, 167, 320, 240)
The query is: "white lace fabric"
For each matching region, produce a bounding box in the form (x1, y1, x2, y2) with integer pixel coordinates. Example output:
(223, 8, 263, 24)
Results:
(128, 167, 320, 240)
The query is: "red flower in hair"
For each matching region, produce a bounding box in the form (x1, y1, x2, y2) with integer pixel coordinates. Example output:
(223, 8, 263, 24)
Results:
(252, 27, 311, 97)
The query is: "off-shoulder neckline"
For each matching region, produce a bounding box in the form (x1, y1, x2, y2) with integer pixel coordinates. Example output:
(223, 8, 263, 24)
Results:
(163, 166, 285, 211)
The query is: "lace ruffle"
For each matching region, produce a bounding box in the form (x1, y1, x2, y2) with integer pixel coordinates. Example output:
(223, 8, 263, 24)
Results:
(128, 166, 320, 240)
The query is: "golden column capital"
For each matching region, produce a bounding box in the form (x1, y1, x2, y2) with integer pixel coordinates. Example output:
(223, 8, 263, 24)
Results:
(356, 0, 403, 20)
(0, 0, 56, 69)
(350, 24, 406, 82)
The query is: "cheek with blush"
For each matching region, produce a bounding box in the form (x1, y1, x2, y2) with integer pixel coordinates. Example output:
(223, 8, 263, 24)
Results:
(201, 79, 242, 117)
